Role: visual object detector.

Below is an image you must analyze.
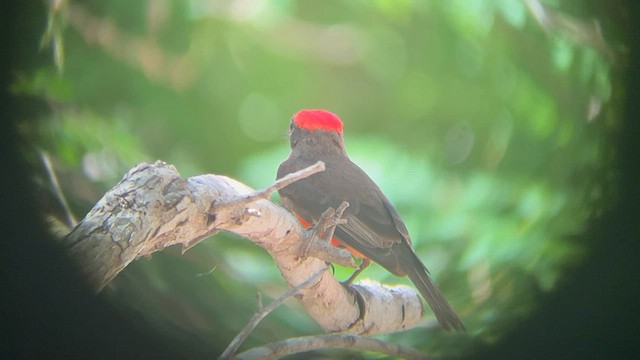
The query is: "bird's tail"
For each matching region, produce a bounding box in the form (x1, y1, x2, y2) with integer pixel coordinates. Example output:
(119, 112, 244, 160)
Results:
(402, 247, 465, 331)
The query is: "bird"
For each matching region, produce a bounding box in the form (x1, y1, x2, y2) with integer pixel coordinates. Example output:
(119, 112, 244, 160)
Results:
(276, 109, 464, 331)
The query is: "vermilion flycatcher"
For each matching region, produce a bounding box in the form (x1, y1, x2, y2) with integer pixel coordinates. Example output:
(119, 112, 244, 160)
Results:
(277, 109, 464, 331)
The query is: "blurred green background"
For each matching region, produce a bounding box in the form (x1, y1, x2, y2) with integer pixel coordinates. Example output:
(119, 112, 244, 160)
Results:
(16, 0, 627, 358)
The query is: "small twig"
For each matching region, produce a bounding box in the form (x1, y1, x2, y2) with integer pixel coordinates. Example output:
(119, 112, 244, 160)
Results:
(41, 151, 77, 228)
(219, 266, 329, 359)
(195, 265, 217, 277)
(255, 292, 263, 311)
(301, 207, 335, 256)
(236, 334, 432, 360)
(300, 201, 355, 268)
(211, 161, 325, 214)
(323, 201, 349, 243)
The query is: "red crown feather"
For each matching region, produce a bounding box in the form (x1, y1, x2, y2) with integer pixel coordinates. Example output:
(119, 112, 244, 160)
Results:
(292, 109, 343, 134)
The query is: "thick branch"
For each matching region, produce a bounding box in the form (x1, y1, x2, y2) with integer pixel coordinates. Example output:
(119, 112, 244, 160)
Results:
(64, 161, 424, 334)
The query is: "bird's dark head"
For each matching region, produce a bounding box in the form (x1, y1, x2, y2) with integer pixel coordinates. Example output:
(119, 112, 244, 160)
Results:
(288, 109, 346, 156)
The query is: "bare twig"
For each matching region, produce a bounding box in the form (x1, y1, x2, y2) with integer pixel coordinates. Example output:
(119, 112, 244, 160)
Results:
(300, 206, 334, 256)
(301, 201, 355, 268)
(195, 265, 217, 277)
(523, 0, 614, 62)
(323, 201, 349, 242)
(211, 161, 325, 213)
(67, 3, 197, 90)
(41, 151, 77, 228)
(219, 266, 329, 360)
(236, 333, 432, 360)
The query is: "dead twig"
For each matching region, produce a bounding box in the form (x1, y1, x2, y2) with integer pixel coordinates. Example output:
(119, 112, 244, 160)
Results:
(323, 201, 349, 242)
(41, 150, 77, 229)
(211, 161, 325, 214)
(301, 201, 355, 268)
(219, 266, 329, 359)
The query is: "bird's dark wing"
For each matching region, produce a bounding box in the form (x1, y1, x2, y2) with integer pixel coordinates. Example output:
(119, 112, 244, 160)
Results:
(277, 156, 411, 275)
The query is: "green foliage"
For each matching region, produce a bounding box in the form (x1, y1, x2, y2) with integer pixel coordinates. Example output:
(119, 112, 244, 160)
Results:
(18, 0, 623, 357)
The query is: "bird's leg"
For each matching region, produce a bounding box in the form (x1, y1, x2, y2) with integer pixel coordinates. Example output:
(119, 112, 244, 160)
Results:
(342, 258, 371, 286)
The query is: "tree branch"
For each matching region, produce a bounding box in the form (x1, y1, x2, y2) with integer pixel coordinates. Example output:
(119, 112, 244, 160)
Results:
(220, 266, 328, 359)
(64, 161, 424, 335)
(212, 161, 325, 212)
(236, 334, 432, 360)
(41, 150, 77, 228)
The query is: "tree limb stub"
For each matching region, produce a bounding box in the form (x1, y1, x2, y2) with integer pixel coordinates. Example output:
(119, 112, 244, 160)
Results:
(64, 161, 424, 334)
